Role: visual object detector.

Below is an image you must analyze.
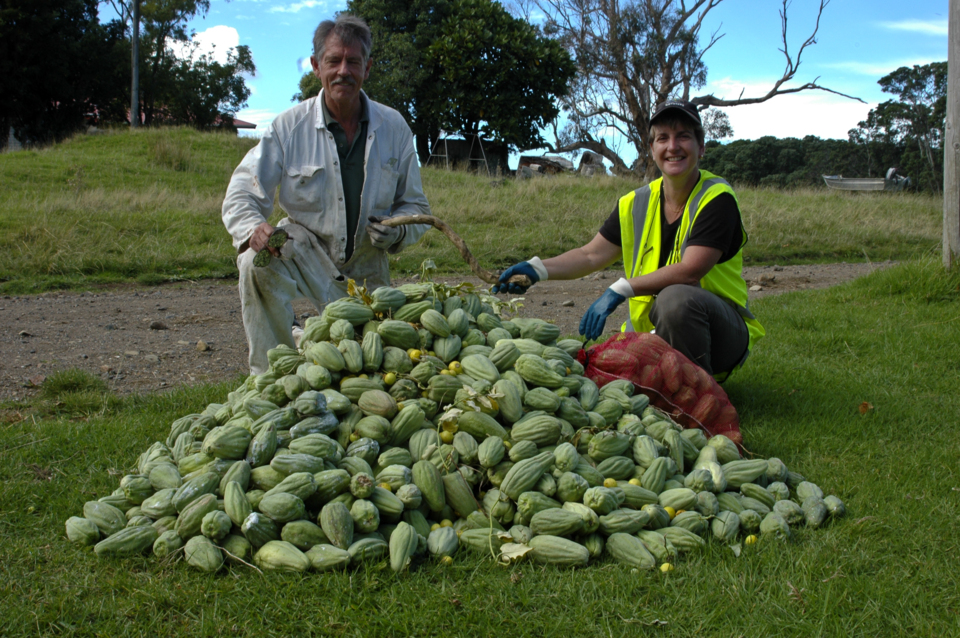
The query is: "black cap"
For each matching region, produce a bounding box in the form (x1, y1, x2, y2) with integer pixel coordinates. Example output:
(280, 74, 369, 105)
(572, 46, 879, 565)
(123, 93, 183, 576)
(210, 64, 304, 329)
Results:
(650, 100, 702, 127)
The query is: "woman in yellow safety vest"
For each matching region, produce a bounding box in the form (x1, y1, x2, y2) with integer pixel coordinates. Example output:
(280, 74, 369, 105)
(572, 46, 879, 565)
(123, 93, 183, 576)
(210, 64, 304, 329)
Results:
(493, 100, 764, 378)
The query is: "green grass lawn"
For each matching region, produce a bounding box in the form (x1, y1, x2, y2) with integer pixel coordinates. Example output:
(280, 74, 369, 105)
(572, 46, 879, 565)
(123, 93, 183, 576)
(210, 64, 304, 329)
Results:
(2, 258, 959, 637)
(0, 127, 944, 294)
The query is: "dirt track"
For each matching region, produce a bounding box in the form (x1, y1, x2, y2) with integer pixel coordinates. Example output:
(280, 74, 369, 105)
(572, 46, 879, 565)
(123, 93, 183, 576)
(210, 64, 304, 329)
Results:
(1, 261, 894, 401)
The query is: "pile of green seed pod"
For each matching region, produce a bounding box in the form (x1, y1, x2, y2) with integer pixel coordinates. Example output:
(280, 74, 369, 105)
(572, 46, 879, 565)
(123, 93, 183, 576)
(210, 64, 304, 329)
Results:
(65, 283, 846, 572)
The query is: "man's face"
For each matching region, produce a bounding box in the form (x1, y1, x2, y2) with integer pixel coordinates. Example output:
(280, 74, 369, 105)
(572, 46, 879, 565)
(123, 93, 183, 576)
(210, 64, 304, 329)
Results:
(311, 35, 370, 106)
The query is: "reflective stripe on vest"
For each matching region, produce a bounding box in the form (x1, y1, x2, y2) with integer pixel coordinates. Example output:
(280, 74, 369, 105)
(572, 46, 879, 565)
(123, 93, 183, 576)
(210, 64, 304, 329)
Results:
(681, 176, 729, 252)
(628, 186, 653, 273)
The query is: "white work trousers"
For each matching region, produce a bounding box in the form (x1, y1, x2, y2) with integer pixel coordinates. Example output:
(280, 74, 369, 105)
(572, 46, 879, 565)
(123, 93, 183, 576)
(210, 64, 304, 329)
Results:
(238, 220, 348, 374)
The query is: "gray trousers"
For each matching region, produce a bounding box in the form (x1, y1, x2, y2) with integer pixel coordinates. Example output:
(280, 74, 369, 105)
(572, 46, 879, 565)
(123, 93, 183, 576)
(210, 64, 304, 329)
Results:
(237, 221, 349, 375)
(648, 284, 749, 377)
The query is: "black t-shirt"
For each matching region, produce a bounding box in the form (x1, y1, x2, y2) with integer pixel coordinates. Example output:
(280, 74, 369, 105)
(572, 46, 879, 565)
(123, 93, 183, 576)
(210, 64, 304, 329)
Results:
(598, 191, 743, 268)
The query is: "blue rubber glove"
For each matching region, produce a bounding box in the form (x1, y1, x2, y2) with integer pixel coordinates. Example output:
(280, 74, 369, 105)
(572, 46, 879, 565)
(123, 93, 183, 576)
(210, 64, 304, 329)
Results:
(491, 261, 540, 294)
(579, 287, 627, 341)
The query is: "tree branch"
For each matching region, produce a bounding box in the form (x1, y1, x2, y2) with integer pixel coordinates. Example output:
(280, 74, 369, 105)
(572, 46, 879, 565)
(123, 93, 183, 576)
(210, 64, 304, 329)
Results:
(533, 0, 860, 181)
(692, 0, 864, 107)
(107, 0, 132, 25)
(693, 79, 865, 107)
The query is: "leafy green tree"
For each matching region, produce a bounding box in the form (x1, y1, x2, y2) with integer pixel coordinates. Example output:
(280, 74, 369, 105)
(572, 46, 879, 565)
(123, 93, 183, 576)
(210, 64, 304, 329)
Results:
(0, 0, 128, 146)
(137, 0, 212, 125)
(701, 108, 733, 142)
(292, 73, 323, 104)
(335, 0, 575, 167)
(701, 135, 876, 189)
(852, 62, 946, 193)
(102, 0, 255, 129)
(163, 44, 255, 129)
(429, 0, 575, 159)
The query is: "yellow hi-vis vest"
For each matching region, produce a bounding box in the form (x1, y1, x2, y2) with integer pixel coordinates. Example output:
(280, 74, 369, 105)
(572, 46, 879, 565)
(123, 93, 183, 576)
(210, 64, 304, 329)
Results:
(618, 170, 765, 354)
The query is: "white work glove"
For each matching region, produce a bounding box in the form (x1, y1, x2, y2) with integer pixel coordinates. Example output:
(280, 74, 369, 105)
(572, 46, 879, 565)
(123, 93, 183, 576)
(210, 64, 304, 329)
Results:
(366, 216, 405, 250)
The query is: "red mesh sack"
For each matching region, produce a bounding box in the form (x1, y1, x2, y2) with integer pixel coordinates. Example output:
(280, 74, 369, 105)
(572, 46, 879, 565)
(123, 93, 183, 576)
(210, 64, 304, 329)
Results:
(576, 332, 742, 445)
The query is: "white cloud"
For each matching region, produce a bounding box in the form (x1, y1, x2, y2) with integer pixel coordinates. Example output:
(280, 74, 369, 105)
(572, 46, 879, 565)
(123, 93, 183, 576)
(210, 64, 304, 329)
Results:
(821, 57, 944, 77)
(877, 19, 948, 36)
(169, 25, 241, 65)
(268, 0, 328, 14)
(703, 77, 874, 140)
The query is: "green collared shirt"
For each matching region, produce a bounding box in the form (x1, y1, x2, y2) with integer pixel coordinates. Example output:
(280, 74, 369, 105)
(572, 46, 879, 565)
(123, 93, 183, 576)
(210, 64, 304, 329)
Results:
(322, 96, 369, 261)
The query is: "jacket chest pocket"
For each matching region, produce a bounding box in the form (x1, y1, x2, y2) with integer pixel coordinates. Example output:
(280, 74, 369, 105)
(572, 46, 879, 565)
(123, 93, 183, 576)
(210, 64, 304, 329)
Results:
(374, 163, 400, 211)
(284, 165, 325, 206)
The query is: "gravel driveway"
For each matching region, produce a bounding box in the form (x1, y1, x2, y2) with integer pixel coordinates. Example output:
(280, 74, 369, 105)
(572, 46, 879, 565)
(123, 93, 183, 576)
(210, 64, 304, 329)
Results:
(1, 261, 894, 400)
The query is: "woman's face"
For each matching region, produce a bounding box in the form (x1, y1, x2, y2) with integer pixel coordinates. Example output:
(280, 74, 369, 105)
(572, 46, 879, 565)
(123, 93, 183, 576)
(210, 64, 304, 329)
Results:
(650, 121, 705, 181)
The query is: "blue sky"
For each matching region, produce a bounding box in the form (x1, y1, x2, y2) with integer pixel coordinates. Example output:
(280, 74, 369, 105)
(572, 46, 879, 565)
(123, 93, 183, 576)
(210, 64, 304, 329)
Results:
(128, 0, 947, 161)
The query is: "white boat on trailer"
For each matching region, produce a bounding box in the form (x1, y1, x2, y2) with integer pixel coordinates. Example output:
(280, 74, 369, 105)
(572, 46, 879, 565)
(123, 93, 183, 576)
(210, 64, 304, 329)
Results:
(822, 168, 910, 192)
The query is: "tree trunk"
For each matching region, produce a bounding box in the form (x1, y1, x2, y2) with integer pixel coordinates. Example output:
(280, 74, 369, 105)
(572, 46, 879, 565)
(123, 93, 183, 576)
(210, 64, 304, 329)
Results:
(918, 135, 941, 195)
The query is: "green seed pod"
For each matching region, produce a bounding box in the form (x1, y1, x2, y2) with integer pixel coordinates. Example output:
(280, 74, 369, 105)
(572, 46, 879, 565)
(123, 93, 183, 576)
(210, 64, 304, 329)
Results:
(254, 540, 310, 572)
(738, 509, 762, 533)
(759, 512, 791, 540)
(153, 529, 184, 557)
(222, 534, 253, 564)
(350, 499, 381, 534)
(201, 510, 233, 541)
(184, 535, 224, 572)
(350, 472, 376, 499)
(65, 517, 100, 546)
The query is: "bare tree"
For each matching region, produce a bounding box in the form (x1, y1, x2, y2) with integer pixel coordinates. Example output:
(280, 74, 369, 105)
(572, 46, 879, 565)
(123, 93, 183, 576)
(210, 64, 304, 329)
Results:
(527, 0, 863, 180)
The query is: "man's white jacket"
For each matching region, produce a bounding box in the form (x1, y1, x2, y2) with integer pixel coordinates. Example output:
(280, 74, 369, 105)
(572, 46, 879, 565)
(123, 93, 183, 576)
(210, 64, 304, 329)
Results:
(222, 90, 431, 288)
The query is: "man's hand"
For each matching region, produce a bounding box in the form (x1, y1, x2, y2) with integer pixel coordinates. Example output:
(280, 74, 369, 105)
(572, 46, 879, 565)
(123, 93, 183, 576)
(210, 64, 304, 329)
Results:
(491, 261, 541, 294)
(250, 222, 279, 256)
(367, 216, 403, 250)
(579, 286, 627, 341)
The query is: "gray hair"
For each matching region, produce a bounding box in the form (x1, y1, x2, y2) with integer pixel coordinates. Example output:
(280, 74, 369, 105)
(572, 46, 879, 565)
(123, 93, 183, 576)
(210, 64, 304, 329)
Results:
(313, 14, 373, 65)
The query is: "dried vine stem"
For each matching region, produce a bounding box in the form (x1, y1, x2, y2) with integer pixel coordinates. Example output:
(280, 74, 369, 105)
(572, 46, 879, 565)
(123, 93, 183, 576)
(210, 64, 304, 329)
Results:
(378, 214, 532, 288)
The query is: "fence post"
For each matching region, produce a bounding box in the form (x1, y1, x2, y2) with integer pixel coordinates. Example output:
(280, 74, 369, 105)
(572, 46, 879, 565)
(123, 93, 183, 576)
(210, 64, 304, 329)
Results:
(131, 0, 140, 129)
(945, 0, 960, 267)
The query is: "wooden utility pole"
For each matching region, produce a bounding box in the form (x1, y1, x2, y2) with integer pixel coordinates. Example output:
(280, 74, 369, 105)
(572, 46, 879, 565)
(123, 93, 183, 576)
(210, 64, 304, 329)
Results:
(131, 0, 140, 129)
(945, 0, 960, 267)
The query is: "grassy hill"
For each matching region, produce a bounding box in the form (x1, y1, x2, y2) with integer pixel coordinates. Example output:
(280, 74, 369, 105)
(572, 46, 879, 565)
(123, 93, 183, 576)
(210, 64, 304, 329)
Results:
(0, 127, 944, 294)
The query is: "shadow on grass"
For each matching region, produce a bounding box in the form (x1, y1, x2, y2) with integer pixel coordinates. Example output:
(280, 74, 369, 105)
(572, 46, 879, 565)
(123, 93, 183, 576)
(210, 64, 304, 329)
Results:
(33, 368, 123, 418)
(0, 269, 240, 296)
(2, 369, 247, 425)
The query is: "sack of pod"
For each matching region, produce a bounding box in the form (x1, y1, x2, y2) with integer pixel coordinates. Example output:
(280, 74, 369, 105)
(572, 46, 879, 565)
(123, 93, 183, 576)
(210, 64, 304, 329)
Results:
(580, 331, 743, 443)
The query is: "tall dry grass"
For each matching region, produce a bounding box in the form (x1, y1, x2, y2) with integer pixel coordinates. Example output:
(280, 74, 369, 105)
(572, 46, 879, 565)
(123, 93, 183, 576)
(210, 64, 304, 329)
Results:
(737, 187, 942, 263)
(400, 170, 943, 272)
(0, 128, 944, 292)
